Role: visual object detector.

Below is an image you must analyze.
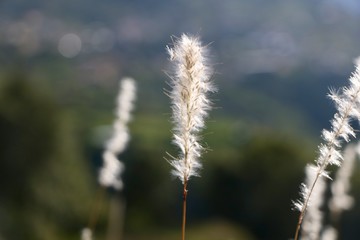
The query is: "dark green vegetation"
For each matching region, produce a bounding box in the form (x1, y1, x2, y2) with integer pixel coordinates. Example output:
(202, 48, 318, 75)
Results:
(2, 71, 360, 239)
(0, 76, 96, 239)
(1, 0, 360, 239)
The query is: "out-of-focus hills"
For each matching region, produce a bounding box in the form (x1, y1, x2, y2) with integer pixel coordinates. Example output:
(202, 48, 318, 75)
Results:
(1, 0, 360, 138)
(0, 0, 360, 139)
(3, 1, 360, 239)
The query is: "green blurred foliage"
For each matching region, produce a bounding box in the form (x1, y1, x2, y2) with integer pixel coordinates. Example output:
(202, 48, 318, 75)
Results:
(0, 74, 96, 239)
(217, 133, 312, 239)
(125, 220, 254, 240)
(204, 131, 314, 239)
(1, 69, 359, 240)
(120, 111, 316, 239)
(1, 0, 360, 239)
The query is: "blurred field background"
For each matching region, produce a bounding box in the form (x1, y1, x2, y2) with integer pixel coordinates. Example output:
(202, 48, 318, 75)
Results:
(2, 0, 360, 239)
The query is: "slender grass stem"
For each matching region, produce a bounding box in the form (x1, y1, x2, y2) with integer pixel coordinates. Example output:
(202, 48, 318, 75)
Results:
(294, 172, 321, 240)
(182, 180, 188, 240)
(88, 186, 106, 231)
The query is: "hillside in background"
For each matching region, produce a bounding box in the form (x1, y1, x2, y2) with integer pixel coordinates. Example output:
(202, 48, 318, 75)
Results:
(2, 0, 360, 239)
(1, 0, 359, 134)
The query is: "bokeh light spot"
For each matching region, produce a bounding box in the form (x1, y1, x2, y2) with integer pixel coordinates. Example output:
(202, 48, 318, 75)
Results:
(58, 33, 82, 58)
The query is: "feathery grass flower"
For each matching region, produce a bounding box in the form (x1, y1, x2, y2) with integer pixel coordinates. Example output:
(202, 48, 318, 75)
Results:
(166, 34, 215, 184)
(294, 58, 360, 240)
(166, 34, 215, 240)
(98, 77, 136, 190)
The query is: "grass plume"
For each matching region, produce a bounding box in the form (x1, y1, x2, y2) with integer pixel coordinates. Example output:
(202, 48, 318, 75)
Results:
(166, 34, 215, 240)
(82, 77, 136, 240)
(98, 77, 137, 190)
(293, 58, 360, 240)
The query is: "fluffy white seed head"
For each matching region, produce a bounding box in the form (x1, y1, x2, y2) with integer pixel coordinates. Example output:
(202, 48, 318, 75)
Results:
(106, 122, 129, 155)
(294, 58, 360, 239)
(166, 34, 215, 184)
(115, 78, 137, 123)
(98, 151, 124, 190)
(98, 78, 136, 190)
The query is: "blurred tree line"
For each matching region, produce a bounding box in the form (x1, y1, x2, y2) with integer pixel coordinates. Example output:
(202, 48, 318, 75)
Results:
(2, 71, 360, 240)
(123, 122, 316, 239)
(0, 74, 96, 240)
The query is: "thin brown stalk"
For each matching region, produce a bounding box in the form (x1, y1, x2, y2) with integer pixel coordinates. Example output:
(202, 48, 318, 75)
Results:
(88, 186, 106, 231)
(294, 172, 321, 240)
(182, 180, 188, 240)
(294, 86, 359, 239)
